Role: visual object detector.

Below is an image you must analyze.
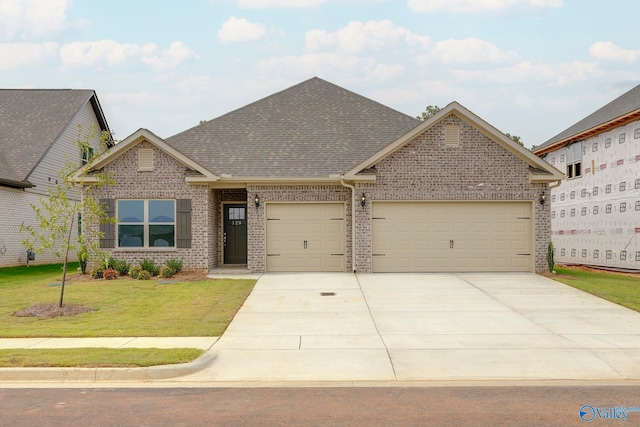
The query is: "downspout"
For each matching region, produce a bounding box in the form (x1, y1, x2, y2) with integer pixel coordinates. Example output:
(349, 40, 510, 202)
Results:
(340, 178, 357, 273)
(548, 180, 561, 189)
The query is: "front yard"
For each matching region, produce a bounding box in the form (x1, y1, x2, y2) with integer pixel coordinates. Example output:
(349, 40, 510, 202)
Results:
(0, 263, 255, 338)
(0, 263, 255, 367)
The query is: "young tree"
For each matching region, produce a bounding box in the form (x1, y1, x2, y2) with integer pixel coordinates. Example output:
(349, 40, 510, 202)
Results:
(21, 124, 114, 307)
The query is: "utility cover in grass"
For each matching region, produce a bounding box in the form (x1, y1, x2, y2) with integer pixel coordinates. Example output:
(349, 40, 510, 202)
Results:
(13, 303, 95, 318)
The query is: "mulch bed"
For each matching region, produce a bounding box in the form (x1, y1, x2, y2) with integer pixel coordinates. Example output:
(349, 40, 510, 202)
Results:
(13, 303, 95, 319)
(11, 270, 227, 319)
(66, 270, 209, 283)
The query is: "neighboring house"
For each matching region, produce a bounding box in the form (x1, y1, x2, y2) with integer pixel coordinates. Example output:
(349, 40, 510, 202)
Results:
(0, 89, 111, 267)
(533, 83, 640, 270)
(76, 77, 562, 274)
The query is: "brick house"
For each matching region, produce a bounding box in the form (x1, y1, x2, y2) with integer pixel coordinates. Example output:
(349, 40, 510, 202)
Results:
(76, 78, 562, 273)
(0, 89, 111, 267)
(533, 83, 640, 270)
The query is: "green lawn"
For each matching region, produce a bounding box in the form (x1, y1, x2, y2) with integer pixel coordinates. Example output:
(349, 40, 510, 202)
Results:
(0, 348, 204, 368)
(551, 265, 640, 312)
(0, 263, 254, 367)
(0, 263, 256, 338)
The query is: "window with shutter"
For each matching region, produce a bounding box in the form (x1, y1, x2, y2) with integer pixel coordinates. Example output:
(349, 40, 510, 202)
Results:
(176, 199, 192, 248)
(99, 199, 115, 248)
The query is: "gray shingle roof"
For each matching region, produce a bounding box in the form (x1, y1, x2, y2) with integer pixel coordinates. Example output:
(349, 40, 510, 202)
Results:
(165, 77, 420, 177)
(0, 89, 104, 185)
(536, 83, 640, 151)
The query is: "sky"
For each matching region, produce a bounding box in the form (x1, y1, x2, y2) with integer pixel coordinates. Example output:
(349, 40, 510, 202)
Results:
(2, 0, 639, 148)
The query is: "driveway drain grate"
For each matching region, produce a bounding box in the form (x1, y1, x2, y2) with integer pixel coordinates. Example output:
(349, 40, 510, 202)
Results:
(320, 292, 336, 296)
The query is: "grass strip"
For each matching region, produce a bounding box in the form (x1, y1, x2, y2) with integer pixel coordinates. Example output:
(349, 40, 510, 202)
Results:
(0, 348, 204, 368)
(552, 266, 640, 312)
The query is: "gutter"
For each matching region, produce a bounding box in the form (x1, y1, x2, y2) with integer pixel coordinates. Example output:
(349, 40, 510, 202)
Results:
(340, 179, 357, 273)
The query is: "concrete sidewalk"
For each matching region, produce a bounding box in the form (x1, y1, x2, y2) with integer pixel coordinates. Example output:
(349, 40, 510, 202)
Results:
(0, 337, 217, 350)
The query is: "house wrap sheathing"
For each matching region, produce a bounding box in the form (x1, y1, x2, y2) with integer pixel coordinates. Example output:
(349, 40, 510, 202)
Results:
(535, 84, 640, 270)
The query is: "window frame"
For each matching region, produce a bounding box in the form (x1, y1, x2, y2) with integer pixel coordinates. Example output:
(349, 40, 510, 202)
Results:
(81, 146, 94, 166)
(565, 141, 583, 179)
(116, 199, 176, 249)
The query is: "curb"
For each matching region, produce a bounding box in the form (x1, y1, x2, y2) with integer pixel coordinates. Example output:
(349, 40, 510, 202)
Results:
(0, 351, 216, 383)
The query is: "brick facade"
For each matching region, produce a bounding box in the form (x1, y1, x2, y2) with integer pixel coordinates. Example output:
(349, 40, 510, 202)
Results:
(354, 114, 549, 273)
(85, 114, 552, 274)
(247, 185, 352, 273)
(87, 141, 211, 271)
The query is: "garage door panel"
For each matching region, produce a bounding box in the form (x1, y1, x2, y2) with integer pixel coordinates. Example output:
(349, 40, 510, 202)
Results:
(371, 202, 532, 272)
(266, 203, 345, 272)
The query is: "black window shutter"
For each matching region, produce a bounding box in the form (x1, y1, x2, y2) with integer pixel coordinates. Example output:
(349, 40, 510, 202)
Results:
(176, 199, 192, 248)
(99, 199, 115, 248)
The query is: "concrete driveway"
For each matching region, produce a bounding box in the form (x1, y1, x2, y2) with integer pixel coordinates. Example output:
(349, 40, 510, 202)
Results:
(176, 273, 640, 382)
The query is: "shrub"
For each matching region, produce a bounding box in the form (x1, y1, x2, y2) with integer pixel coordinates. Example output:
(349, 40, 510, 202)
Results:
(137, 270, 151, 280)
(106, 257, 117, 269)
(547, 241, 555, 273)
(78, 247, 88, 275)
(139, 258, 160, 277)
(103, 268, 118, 280)
(159, 265, 174, 278)
(165, 258, 183, 274)
(113, 259, 131, 276)
(90, 266, 104, 279)
(129, 265, 143, 279)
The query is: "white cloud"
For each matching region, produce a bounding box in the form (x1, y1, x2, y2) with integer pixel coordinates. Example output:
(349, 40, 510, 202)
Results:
(217, 17, 266, 43)
(589, 41, 640, 63)
(141, 41, 199, 72)
(59, 40, 156, 68)
(0, 42, 57, 69)
(235, 0, 327, 8)
(407, 0, 563, 13)
(416, 37, 518, 64)
(306, 20, 430, 53)
(453, 60, 601, 85)
(0, 0, 77, 39)
(371, 64, 405, 82)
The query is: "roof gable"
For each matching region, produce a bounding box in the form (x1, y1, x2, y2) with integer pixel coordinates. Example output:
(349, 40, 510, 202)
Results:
(345, 101, 564, 183)
(534, 83, 640, 154)
(0, 89, 111, 185)
(74, 128, 218, 184)
(165, 77, 420, 178)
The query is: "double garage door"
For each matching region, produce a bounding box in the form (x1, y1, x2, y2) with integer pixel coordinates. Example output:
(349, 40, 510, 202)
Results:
(264, 201, 532, 273)
(266, 203, 345, 272)
(371, 202, 533, 272)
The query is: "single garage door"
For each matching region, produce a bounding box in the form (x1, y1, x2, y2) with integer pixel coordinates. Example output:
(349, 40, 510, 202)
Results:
(371, 202, 532, 272)
(266, 203, 345, 272)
